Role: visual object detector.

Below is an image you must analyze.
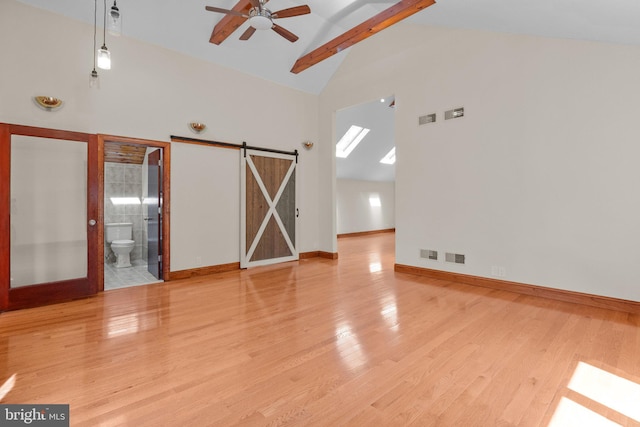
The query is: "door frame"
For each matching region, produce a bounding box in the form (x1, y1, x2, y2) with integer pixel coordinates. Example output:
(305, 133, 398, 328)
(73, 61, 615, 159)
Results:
(97, 135, 171, 290)
(0, 123, 99, 310)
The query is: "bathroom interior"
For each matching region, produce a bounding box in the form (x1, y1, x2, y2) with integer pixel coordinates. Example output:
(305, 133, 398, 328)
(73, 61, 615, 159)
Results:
(103, 143, 163, 290)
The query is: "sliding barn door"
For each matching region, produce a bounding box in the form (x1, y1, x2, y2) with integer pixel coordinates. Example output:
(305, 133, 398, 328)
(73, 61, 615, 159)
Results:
(241, 149, 298, 268)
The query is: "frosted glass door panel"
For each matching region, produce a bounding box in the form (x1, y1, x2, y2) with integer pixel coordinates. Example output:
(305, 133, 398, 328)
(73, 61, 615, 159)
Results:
(10, 136, 88, 287)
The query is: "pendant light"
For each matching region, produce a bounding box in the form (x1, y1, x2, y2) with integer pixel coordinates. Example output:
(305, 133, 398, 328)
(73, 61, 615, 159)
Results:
(108, 0, 121, 36)
(90, 0, 100, 87)
(97, 0, 111, 70)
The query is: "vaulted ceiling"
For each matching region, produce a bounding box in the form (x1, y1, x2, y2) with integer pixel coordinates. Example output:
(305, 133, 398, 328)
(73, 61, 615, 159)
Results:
(16, 0, 640, 94)
(14, 0, 640, 182)
(208, 0, 434, 75)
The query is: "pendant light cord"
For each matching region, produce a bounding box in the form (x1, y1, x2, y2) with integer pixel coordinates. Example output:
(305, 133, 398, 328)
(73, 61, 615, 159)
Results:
(92, 0, 97, 72)
(102, 0, 107, 49)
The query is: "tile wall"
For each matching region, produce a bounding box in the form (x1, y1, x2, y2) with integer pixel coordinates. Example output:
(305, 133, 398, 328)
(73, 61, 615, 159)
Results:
(104, 162, 146, 264)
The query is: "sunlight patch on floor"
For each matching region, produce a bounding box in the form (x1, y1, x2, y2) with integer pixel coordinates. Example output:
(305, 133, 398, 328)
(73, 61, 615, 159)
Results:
(568, 362, 640, 422)
(549, 397, 621, 427)
(549, 361, 640, 426)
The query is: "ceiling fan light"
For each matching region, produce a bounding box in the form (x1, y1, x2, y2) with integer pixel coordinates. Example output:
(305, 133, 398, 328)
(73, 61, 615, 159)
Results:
(97, 46, 111, 70)
(250, 15, 272, 30)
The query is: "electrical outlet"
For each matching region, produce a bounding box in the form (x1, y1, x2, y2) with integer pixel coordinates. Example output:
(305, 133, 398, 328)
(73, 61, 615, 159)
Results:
(492, 266, 507, 277)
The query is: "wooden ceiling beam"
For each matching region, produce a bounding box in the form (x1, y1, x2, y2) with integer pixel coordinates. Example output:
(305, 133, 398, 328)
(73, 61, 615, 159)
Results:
(104, 142, 147, 165)
(209, 0, 269, 45)
(291, 0, 436, 74)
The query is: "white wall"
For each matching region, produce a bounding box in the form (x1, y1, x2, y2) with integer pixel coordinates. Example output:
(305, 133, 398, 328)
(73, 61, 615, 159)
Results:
(1, 0, 320, 272)
(336, 179, 395, 234)
(170, 143, 241, 268)
(320, 24, 640, 301)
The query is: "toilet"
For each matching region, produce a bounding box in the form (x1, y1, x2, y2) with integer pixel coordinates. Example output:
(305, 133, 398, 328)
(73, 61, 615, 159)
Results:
(105, 223, 135, 268)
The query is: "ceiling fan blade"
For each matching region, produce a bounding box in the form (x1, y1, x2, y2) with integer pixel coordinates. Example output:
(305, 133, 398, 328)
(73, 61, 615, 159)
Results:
(272, 24, 299, 42)
(249, 0, 261, 8)
(240, 26, 257, 41)
(272, 5, 311, 19)
(205, 6, 248, 18)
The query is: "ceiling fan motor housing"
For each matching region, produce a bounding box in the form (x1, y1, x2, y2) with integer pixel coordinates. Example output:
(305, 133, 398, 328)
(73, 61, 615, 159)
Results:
(249, 8, 273, 30)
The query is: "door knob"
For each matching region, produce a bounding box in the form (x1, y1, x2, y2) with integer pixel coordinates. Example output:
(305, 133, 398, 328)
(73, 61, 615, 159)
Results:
(88, 219, 97, 226)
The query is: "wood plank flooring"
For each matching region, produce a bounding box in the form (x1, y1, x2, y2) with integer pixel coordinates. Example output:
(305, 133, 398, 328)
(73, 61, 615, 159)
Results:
(1, 232, 639, 426)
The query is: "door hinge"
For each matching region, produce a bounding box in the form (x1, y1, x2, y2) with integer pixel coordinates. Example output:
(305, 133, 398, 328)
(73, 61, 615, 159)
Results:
(158, 255, 162, 262)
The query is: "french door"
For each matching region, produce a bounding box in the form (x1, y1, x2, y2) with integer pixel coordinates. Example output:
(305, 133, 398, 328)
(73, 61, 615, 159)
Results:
(240, 149, 298, 268)
(0, 124, 99, 311)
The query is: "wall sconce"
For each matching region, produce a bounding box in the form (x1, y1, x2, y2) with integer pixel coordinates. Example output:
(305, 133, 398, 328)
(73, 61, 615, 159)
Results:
(34, 96, 63, 110)
(302, 140, 314, 150)
(189, 122, 207, 134)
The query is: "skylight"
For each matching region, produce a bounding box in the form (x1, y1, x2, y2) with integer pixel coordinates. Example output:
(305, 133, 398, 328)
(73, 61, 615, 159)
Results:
(336, 125, 370, 158)
(379, 147, 396, 165)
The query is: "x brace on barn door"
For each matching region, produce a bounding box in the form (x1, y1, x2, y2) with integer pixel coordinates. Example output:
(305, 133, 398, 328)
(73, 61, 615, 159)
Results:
(241, 148, 298, 268)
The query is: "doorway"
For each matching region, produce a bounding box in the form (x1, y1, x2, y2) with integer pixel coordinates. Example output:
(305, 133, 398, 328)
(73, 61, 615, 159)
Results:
(99, 136, 171, 291)
(335, 96, 397, 237)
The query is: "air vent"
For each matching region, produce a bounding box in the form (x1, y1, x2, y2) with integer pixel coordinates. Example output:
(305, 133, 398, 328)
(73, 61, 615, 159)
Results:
(420, 249, 438, 260)
(445, 107, 464, 120)
(445, 252, 465, 264)
(418, 113, 436, 125)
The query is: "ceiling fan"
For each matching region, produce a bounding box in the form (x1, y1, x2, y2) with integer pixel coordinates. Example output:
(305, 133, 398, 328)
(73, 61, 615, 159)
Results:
(205, 0, 311, 43)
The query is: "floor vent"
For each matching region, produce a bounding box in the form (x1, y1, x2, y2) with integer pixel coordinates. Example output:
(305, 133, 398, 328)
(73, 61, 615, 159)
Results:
(418, 113, 436, 125)
(420, 249, 438, 260)
(445, 252, 465, 264)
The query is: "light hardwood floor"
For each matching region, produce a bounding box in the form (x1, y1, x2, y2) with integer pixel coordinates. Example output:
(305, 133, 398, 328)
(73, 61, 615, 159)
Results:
(1, 233, 639, 426)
